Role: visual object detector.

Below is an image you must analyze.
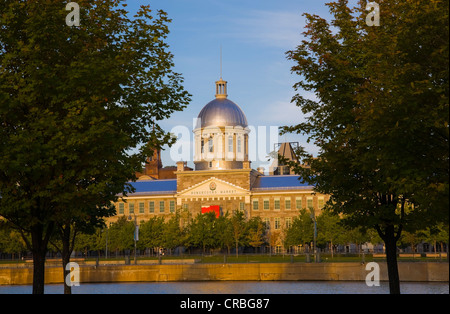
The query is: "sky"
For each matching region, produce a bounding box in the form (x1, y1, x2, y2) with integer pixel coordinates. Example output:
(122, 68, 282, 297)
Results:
(125, 0, 339, 171)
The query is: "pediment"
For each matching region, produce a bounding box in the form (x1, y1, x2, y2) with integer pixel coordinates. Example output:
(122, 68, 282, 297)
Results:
(178, 177, 249, 197)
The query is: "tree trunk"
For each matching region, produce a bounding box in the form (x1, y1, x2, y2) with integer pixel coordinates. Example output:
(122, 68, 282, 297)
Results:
(330, 240, 334, 259)
(30, 222, 53, 294)
(61, 226, 73, 294)
(62, 246, 71, 295)
(383, 226, 401, 294)
(31, 250, 46, 294)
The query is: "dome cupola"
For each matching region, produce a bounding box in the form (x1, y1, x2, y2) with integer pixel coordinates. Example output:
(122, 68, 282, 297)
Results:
(195, 79, 248, 129)
(193, 79, 250, 171)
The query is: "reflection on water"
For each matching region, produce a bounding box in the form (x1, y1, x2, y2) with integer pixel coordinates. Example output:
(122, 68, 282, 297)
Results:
(0, 281, 448, 294)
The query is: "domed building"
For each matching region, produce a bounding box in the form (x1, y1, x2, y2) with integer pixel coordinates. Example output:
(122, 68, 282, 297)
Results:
(111, 77, 329, 254)
(193, 78, 250, 170)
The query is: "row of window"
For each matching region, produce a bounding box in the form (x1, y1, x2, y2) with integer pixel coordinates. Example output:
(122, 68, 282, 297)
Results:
(201, 136, 244, 153)
(117, 200, 176, 215)
(117, 198, 325, 215)
(264, 217, 292, 230)
(252, 198, 324, 211)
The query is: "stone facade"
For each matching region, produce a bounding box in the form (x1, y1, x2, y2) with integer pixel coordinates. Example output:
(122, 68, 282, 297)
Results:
(109, 166, 329, 251)
(108, 78, 330, 251)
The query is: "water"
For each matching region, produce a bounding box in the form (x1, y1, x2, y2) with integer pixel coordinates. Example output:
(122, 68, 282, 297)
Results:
(0, 281, 448, 294)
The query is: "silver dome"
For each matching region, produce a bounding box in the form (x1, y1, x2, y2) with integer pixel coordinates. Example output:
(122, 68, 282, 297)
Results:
(195, 98, 248, 129)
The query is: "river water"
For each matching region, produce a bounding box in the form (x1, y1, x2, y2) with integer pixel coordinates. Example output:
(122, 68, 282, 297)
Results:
(0, 281, 448, 294)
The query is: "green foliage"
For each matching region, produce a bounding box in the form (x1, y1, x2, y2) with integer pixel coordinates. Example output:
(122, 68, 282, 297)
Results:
(247, 217, 266, 249)
(0, 0, 190, 292)
(282, 0, 448, 293)
(108, 216, 135, 252)
(284, 209, 314, 248)
(282, 0, 448, 243)
(316, 210, 346, 248)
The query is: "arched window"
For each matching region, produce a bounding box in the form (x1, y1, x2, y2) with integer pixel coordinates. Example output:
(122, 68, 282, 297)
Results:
(228, 135, 233, 152)
(208, 138, 213, 153)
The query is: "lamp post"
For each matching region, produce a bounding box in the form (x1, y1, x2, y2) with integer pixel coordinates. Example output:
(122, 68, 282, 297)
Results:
(128, 214, 138, 265)
(309, 207, 318, 262)
(105, 222, 111, 260)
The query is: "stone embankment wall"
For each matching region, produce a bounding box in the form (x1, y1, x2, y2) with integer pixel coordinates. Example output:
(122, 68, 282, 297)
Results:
(1, 262, 448, 285)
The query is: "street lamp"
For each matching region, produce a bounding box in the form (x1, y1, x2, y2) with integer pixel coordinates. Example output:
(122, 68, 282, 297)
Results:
(105, 222, 111, 260)
(309, 207, 318, 262)
(128, 214, 138, 265)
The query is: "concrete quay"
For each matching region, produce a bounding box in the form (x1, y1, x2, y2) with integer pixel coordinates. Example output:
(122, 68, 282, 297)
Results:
(0, 262, 448, 285)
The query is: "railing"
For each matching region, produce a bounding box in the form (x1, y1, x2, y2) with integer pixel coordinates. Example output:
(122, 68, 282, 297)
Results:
(1, 252, 447, 268)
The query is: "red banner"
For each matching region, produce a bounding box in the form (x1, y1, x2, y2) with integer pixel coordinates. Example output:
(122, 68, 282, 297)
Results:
(201, 205, 220, 218)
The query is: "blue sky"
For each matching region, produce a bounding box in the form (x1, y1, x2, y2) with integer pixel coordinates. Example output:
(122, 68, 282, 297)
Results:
(125, 0, 337, 170)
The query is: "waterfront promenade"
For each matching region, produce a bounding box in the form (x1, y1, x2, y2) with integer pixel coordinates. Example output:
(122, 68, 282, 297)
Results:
(1, 261, 448, 285)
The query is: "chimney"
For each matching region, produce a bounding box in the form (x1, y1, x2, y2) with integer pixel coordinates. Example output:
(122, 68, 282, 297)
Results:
(177, 161, 186, 172)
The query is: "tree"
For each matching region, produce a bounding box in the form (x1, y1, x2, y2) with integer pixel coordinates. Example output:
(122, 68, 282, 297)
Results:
(230, 209, 247, 257)
(284, 209, 314, 252)
(421, 224, 449, 255)
(316, 210, 345, 257)
(0, 0, 190, 293)
(108, 216, 135, 254)
(189, 212, 218, 253)
(215, 213, 234, 254)
(0, 222, 27, 260)
(398, 230, 424, 254)
(139, 216, 165, 254)
(50, 205, 114, 294)
(282, 0, 448, 293)
(247, 217, 266, 253)
(163, 213, 184, 254)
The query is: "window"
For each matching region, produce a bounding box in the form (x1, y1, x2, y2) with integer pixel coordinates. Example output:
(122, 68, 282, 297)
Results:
(129, 203, 134, 214)
(285, 199, 291, 210)
(274, 199, 280, 210)
(239, 202, 245, 211)
(159, 201, 165, 213)
(263, 200, 270, 210)
(318, 197, 324, 209)
(237, 137, 241, 153)
(296, 198, 302, 209)
(307, 198, 313, 209)
(275, 245, 282, 254)
(183, 204, 189, 210)
(201, 139, 205, 153)
(169, 200, 175, 213)
(274, 217, 281, 230)
(285, 217, 292, 229)
(208, 138, 213, 153)
(149, 201, 155, 213)
(253, 200, 259, 210)
(139, 202, 144, 214)
(264, 218, 270, 229)
(118, 203, 124, 214)
(228, 136, 233, 152)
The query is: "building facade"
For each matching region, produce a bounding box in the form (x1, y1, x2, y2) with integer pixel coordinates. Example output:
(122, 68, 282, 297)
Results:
(110, 78, 329, 250)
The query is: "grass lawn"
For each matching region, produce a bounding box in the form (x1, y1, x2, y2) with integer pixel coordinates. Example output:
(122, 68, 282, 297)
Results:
(1, 253, 447, 265)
